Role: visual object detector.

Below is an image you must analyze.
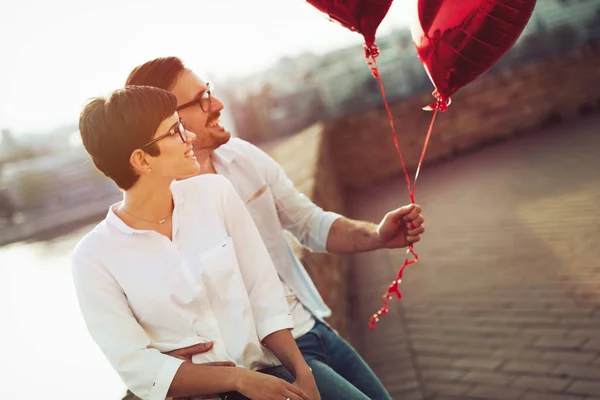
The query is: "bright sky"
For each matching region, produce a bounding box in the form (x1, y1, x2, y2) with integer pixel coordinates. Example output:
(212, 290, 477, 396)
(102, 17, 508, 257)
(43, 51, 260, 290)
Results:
(0, 0, 414, 135)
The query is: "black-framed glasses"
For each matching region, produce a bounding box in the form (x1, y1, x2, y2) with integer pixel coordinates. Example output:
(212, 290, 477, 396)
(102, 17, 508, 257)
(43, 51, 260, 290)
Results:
(140, 120, 188, 150)
(176, 82, 213, 113)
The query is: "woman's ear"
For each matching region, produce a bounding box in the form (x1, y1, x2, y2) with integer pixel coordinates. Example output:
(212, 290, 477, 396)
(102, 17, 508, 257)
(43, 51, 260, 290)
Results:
(130, 149, 152, 175)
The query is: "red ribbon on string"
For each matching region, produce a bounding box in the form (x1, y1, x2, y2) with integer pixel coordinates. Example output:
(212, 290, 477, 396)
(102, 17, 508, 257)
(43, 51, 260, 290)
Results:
(363, 43, 445, 329)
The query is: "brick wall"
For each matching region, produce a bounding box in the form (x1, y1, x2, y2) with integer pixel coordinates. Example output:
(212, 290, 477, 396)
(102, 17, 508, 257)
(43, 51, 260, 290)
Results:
(326, 43, 600, 190)
(265, 124, 350, 338)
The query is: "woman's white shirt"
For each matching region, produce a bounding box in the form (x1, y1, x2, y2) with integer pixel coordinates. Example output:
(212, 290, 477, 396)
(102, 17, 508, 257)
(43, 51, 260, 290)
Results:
(71, 174, 293, 400)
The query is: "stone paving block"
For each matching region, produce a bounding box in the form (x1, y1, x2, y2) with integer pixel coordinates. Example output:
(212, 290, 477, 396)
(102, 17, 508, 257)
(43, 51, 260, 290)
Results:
(501, 360, 558, 374)
(466, 384, 525, 399)
(417, 356, 457, 368)
(542, 351, 599, 364)
(384, 378, 420, 392)
(390, 389, 424, 400)
(413, 342, 454, 355)
(447, 345, 495, 358)
(511, 375, 573, 391)
(430, 397, 483, 400)
(492, 348, 547, 362)
(420, 368, 467, 382)
(567, 381, 600, 396)
(584, 340, 600, 351)
(460, 371, 516, 386)
(569, 329, 600, 339)
(424, 381, 473, 397)
(453, 358, 504, 370)
(552, 363, 600, 380)
(521, 392, 589, 400)
(533, 337, 586, 349)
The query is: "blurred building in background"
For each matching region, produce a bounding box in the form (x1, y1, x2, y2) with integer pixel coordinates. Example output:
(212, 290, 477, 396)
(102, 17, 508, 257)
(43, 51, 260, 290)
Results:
(223, 0, 600, 143)
(0, 127, 119, 243)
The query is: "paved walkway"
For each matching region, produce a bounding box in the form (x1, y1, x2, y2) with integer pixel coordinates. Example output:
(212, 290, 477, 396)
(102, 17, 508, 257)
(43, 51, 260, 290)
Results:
(346, 116, 600, 400)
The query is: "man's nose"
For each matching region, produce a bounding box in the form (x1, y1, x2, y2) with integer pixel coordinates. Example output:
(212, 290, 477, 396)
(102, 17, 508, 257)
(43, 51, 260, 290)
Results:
(211, 96, 224, 112)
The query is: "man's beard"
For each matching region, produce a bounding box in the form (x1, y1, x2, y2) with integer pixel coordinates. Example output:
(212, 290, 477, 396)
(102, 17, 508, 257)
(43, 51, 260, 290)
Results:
(208, 128, 231, 148)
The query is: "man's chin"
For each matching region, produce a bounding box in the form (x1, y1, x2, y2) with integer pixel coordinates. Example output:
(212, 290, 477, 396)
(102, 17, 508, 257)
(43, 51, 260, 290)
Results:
(209, 130, 231, 149)
(192, 130, 231, 153)
(218, 131, 232, 145)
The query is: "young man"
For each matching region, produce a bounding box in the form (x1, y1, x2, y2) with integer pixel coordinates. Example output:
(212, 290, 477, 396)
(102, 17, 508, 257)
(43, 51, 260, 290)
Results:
(73, 85, 319, 400)
(125, 57, 425, 400)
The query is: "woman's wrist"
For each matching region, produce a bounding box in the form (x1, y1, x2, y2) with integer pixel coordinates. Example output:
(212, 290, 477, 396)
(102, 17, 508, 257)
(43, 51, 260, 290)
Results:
(292, 362, 313, 378)
(233, 367, 252, 392)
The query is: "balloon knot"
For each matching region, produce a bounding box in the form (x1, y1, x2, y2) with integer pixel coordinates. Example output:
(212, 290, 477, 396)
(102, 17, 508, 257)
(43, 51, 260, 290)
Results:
(423, 90, 451, 112)
(363, 43, 381, 79)
(363, 42, 380, 59)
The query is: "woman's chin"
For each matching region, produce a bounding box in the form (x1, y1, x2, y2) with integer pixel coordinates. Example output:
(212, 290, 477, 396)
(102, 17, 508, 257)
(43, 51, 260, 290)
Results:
(175, 162, 201, 180)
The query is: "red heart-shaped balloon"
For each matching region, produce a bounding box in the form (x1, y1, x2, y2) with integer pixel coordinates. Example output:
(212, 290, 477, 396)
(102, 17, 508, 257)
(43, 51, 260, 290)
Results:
(306, 0, 394, 45)
(411, 0, 536, 109)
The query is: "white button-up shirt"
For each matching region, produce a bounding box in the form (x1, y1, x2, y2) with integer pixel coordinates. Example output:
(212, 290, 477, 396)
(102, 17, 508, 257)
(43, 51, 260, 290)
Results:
(212, 138, 342, 327)
(71, 175, 293, 400)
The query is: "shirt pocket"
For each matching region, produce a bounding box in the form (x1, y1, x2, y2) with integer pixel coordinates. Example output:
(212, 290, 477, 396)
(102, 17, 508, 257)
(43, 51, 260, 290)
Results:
(244, 184, 279, 237)
(245, 184, 269, 205)
(199, 236, 247, 301)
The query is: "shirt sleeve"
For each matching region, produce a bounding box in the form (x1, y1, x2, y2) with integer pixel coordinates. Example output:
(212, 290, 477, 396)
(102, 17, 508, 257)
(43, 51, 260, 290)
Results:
(220, 177, 294, 341)
(240, 139, 342, 252)
(72, 247, 184, 400)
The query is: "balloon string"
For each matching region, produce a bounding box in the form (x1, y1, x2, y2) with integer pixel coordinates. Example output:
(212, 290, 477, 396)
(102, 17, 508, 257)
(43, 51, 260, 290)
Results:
(364, 46, 439, 329)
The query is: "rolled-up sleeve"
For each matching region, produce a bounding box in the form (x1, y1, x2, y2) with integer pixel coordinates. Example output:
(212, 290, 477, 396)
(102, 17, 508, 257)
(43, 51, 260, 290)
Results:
(220, 178, 294, 340)
(72, 249, 184, 400)
(242, 141, 342, 253)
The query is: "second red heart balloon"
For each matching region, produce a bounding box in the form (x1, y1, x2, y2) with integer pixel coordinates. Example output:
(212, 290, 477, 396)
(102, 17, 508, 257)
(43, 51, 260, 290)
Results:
(411, 0, 537, 110)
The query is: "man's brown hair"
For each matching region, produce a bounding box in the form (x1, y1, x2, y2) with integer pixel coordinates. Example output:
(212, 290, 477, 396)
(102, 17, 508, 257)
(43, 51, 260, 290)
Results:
(125, 57, 186, 90)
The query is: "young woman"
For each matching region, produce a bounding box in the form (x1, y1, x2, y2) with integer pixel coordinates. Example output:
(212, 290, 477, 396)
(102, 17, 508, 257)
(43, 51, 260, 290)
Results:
(72, 85, 320, 400)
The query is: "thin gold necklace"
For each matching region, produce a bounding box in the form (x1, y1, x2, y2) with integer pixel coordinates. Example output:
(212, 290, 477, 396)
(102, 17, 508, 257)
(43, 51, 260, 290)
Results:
(118, 205, 171, 225)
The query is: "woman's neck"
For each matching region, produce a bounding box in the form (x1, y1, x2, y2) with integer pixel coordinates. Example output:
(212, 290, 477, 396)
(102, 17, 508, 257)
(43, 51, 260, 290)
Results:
(196, 148, 217, 174)
(121, 179, 174, 223)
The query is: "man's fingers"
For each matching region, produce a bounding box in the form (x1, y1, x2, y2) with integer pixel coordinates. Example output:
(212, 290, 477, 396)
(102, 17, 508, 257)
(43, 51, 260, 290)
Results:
(406, 235, 421, 243)
(402, 205, 422, 223)
(177, 342, 214, 356)
(201, 361, 236, 367)
(407, 225, 425, 237)
(406, 215, 424, 229)
(166, 342, 214, 362)
(387, 204, 416, 223)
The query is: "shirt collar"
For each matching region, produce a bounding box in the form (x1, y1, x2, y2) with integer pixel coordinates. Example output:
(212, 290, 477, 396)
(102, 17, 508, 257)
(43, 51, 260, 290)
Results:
(212, 142, 236, 167)
(106, 185, 185, 235)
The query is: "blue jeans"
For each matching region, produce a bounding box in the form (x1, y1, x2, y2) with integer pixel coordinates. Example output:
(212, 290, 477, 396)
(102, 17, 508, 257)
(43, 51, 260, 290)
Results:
(296, 320, 392, 400)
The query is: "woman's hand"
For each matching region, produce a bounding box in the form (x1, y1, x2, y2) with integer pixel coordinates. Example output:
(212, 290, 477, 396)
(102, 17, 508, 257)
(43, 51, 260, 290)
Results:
(237, 369, 312, 400)
(293, 367, 320, 400)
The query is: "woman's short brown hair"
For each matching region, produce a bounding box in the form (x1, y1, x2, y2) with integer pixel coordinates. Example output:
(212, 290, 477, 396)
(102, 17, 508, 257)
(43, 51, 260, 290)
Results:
(78, 85, 177, 190)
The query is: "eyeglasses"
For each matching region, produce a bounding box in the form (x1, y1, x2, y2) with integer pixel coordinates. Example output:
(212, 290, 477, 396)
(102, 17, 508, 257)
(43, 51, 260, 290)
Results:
(140, 120, 188, 150)
(176, 82, 213, 113)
